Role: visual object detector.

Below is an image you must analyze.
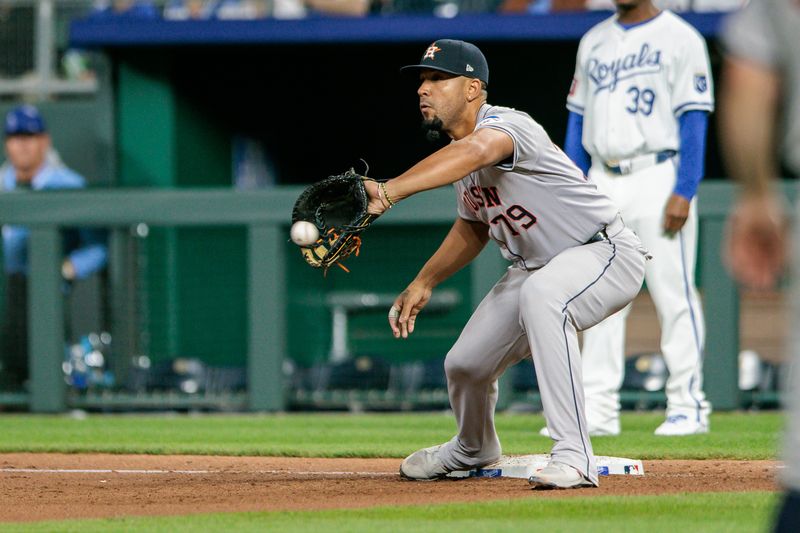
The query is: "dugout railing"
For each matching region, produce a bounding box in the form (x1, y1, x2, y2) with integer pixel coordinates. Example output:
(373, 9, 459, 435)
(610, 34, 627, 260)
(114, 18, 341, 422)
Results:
(0, 180, 791, 412)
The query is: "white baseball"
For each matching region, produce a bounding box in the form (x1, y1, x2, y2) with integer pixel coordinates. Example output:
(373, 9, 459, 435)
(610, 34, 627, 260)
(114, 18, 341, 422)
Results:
(290, 221, 320, 246)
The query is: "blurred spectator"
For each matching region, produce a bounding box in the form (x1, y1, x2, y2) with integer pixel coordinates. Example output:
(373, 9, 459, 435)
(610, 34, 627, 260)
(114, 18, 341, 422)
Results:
(305, 0, 372, 16)
(504, 0, 747, 12)
(164, 0, 369, 19)
(0, 105, 108, 391)
(270, 0, 308, 19)
(653, 0, 747, 11)
(89, 1, 159, 19)
(385, 0, 500, 14)
(164, 0, 269, 20)
(163, 0, 216, 19)
(217, 0, 269, 17)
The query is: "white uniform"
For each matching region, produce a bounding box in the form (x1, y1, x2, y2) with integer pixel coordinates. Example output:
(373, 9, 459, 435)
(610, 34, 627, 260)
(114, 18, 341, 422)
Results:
(437, 103, 647, 484)
(567, 11, 714, 433)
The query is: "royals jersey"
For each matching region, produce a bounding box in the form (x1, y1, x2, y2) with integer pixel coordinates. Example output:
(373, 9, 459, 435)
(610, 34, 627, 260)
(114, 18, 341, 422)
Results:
(454, 103, 619, 269)
(567, 11, 714, 162)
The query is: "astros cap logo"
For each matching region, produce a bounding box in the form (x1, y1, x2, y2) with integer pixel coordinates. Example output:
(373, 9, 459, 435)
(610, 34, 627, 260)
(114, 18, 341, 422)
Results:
(401, 39, 489, 86)
(423, 44, 441, 60)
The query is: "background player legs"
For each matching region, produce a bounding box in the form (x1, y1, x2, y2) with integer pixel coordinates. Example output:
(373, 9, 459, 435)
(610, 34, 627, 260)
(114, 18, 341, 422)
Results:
(519, 227, 646, 484)
(575, 168, 636, 437)
(583, 162, 709, 433)
(580, 303, 631, 435)
(441, 268, 531, 471)
(638, 201, 709, 425)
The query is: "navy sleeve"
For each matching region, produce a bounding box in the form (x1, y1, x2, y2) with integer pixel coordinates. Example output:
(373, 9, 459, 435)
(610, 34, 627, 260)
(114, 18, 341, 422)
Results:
(564, 111, 591, 176)
(674, 110, 709, 200)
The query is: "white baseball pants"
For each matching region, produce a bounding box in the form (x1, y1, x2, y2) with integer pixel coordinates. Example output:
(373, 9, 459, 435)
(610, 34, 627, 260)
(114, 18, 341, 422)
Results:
(582, 160, 710, 430)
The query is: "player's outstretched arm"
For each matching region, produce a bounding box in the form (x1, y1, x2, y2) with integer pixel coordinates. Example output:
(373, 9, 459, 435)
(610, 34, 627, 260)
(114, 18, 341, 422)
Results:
(389, 217, 489, 338)
(720, 56, 787, 290)
(366, 128, 513, 216)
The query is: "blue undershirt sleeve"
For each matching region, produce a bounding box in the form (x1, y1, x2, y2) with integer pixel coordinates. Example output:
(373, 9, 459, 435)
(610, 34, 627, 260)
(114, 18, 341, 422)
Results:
(68, 229, 108, 280)
(564, 111, 591, 176)
(674, 110, 709, 201)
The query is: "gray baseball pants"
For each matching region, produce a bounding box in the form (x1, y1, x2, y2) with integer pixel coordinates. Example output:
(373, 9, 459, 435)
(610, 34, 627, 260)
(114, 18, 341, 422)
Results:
(781, 204, 800, 493)
(437, 216, 646, 485)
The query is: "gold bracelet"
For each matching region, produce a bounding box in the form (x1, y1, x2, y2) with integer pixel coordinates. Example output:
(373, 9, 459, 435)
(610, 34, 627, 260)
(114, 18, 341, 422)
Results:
(377, 183, 390, 209)
(379, 181, 396, 208)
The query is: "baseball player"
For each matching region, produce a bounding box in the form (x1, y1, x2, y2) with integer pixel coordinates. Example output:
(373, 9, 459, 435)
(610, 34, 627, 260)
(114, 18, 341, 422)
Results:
(364, 39, 647, 489)
(549, 0, 715, 437)
(721, 1, 800, 530)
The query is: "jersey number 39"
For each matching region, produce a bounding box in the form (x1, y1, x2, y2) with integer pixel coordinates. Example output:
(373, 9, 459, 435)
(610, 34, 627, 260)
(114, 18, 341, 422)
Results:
(625, 87, 656, 116)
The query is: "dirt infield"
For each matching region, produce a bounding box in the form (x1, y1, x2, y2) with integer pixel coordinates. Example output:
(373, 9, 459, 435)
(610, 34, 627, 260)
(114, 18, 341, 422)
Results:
(0, 454, 779, 523)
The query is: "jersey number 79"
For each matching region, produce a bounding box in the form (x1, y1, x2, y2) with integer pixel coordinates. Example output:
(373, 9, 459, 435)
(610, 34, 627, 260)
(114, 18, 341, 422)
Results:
(491, 205, 538, 236)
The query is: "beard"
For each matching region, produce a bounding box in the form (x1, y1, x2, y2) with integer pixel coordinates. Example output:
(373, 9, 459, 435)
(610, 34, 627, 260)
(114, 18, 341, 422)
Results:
(421, 116, 444, 142)
(614, 0, 638, 12)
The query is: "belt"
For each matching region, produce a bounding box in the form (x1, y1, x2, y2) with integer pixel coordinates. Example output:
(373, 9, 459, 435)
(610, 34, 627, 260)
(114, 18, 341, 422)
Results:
(603, 150, 677, 175)
(514, 215, 627, 271)
(586, 229, 609, 244)
(585, 214, 625, 245)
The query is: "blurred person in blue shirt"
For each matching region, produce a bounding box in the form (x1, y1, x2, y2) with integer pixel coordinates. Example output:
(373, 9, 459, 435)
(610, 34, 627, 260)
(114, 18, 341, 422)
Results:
(89, 1, 159, 19)
(0, 105, 108, 390)
(163, 0, 269, 19)
(163, 0, 368, 19)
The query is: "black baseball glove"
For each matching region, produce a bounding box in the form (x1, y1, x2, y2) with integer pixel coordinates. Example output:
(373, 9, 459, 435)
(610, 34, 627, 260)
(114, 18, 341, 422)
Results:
(291, 168, 376, 273)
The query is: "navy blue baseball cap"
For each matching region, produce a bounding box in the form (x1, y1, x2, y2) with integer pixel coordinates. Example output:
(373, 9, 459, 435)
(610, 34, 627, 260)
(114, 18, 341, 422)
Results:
(4, 105, 47, 136)
(401, 39, 489, 86)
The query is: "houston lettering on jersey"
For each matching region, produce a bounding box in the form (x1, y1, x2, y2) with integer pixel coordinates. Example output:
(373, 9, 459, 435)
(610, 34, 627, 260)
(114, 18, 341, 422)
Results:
(463, 186, 502, 210)
(587, 43, 662, 93)
(461, 185, 538, 238)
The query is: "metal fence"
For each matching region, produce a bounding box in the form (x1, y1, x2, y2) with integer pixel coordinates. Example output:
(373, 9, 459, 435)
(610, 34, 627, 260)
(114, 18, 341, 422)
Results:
(0, 182, 785, 413)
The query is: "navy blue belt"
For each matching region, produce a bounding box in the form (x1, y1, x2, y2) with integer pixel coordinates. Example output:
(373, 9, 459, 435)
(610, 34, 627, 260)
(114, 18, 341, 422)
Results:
(604, 150, 677, 175)
(584, 215, 626, 245)
(585, 229, 609, 244)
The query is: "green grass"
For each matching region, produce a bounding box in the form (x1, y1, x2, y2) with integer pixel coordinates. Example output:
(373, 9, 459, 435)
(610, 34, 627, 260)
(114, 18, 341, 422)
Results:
(0, 413, 782, 530)
(1, 492, 780, 532)
(0, 411, 780, 459)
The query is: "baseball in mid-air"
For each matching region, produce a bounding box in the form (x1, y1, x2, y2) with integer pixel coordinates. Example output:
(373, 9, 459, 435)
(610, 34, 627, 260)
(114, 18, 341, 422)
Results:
(290, 221, 319, 246)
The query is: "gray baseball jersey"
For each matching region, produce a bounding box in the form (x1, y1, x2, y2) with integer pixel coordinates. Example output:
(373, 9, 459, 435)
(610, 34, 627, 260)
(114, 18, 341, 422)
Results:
(434, 103, 647, 484)
(454, 103, 619, 269)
